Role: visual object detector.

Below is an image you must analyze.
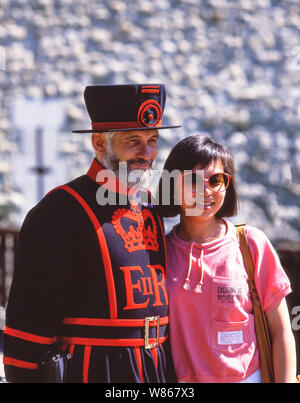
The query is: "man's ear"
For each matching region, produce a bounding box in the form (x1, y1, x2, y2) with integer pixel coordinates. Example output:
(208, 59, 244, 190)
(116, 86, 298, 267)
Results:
(91, 132, 107, 157)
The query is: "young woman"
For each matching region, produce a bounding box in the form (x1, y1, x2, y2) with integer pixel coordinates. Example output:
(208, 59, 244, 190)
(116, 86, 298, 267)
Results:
(157, 134, 296, 383)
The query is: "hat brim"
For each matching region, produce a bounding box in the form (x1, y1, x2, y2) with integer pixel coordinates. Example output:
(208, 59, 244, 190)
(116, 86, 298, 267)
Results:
(72, 125, 181, 133)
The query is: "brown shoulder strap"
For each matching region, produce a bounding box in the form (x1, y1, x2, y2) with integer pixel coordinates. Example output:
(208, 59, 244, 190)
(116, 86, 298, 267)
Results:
(235, 223, 275, 383)
(235, 224, 257, 295)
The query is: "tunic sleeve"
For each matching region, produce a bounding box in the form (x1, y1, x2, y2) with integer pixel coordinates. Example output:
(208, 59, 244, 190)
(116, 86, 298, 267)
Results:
(3, 190, 68, 382)
(246, 226, 292, 316)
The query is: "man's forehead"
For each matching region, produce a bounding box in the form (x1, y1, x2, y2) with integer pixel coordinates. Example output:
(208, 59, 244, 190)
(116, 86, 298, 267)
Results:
(116, 129, 159, 140)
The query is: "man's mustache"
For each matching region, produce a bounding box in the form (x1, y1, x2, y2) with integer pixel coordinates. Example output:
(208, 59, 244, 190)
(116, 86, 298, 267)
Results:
(127, 159, 153, 169)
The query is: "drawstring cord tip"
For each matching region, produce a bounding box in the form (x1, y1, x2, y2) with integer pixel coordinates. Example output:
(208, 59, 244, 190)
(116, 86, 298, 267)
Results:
(183, 279, 191, 291)
(193, 283, 203, 294)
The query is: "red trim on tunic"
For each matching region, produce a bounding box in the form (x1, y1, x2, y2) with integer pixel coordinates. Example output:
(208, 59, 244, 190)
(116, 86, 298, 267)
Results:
(3, 357, 39, 370)
(59, 185, 118, 320)
(4, 326, 56, 345)
(83, 346, 92, 383)
(151, 347, 158, 370)
(87, 158, 152, 201)
(62, 316, 168, 327)
(69, 344, 75, 357)
(58, 336, 167, 347)
(86, 158, 105, 182)
(134, 347, 144, 383)
(87, 158, 130, 195)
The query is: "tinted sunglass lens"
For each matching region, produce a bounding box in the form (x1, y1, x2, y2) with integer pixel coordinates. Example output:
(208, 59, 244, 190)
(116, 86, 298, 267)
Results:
(209, 173, 228, 190)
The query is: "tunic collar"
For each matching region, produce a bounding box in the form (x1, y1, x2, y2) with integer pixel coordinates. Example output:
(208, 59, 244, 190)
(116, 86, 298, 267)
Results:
(87, 158, 129, 195)
(86, 159, 152, 208)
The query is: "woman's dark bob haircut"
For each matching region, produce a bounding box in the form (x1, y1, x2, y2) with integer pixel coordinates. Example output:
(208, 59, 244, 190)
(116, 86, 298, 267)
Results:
(156, 134, 239, 218)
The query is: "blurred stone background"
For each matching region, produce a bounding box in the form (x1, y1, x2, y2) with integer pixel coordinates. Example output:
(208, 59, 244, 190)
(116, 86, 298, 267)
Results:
(1, 0, 300, 380)
(0, 0, 300, 244)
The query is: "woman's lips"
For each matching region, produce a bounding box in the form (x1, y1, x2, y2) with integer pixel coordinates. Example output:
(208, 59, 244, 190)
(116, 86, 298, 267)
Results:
(193, 200, 215, 210)
(186, 202, 215, 209)
(202, 201, 215, 210)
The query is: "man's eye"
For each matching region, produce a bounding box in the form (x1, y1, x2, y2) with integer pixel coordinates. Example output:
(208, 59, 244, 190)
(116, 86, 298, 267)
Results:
(127, 139, 139, 146)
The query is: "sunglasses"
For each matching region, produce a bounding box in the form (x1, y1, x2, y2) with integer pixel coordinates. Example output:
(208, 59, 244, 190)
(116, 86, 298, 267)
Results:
(182, 171, 231, 193)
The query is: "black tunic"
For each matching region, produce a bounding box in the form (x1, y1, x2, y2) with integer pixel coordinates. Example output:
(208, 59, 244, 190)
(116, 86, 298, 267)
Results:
(3, 159, 170, 383)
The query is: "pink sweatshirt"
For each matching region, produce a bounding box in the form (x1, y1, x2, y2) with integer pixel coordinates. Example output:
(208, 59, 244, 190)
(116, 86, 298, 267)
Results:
(166, 220, 292, 383)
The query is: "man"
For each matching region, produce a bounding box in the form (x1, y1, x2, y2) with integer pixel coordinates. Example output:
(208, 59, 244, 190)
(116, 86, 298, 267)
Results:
(3, 84, 180, 383)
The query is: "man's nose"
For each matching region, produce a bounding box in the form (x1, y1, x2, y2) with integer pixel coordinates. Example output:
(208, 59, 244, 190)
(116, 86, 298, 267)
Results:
(137, 143, 152, 160)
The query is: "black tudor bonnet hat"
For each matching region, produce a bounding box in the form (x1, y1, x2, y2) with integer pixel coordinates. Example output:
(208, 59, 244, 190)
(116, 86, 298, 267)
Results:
(72, 84, 181, 133)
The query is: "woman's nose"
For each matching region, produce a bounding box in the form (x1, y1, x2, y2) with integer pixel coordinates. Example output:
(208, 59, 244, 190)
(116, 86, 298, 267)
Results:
(203, 180, 213, 195)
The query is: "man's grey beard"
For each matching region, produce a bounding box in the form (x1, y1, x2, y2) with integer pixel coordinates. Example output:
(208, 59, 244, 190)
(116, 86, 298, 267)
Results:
(102, 133, 153, 190)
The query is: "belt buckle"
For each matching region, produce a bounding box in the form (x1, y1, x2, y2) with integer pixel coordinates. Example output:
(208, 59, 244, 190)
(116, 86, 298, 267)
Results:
(144, 316, 160, 350)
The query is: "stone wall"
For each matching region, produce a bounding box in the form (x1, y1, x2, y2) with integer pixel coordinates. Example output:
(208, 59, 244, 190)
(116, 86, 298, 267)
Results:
(0, 0, 300, 243)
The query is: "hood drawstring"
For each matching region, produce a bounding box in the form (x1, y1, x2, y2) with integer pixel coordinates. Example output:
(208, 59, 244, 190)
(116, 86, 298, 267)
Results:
(183, 243, 204, 294)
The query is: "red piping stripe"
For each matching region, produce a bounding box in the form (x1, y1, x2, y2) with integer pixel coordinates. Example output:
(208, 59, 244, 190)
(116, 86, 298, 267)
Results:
(83, 346, 91, 383)
(151, 347, 158, 370)
(59, 185, 118, 319)
(69, 344, 75, 357)
(3, 357, 39, 370)
(59, 336, 167, 347)
(134, 347, 144, 383)
(62, 316, 168, 327)
(4, 326, 56, 345)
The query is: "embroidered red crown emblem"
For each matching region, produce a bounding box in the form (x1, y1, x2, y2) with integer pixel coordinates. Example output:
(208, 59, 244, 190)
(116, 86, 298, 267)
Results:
(112, 204, 159, 253)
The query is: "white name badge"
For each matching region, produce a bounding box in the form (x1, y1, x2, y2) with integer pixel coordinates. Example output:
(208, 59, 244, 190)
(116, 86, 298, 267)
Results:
(218, 330, 243, 345)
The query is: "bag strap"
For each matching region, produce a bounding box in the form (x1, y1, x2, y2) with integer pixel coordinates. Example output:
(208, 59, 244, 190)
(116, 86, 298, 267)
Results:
(235, 223, 275, 383)
(235, 224, 258, 300)
(236, 224, 300, 383)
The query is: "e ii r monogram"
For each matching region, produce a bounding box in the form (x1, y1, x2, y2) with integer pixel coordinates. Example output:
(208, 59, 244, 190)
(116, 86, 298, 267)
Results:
(120, 264, 168, 310)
